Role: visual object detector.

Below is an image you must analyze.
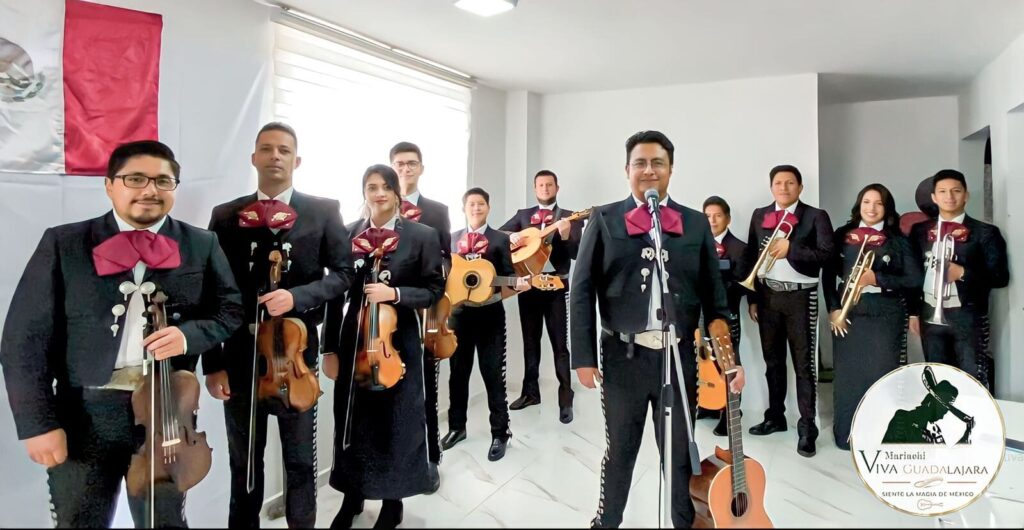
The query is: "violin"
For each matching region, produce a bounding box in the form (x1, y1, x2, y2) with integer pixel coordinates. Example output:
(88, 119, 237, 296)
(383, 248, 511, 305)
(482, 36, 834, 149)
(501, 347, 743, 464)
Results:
(255, 249, 320, 411)
(423, 294, 457, 360)
(355, 255, 405, 390)
(125, 287, 212, 505)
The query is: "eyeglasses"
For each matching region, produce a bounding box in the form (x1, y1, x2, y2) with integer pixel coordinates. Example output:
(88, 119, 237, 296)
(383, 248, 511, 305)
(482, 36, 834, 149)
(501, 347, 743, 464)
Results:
(113, 173, 179, 191)
(393, 161, 421, 170)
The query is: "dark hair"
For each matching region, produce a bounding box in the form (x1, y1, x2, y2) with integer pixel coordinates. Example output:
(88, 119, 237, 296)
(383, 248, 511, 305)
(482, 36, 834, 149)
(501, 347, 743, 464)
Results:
(534, 170, 558, 185)
(849, 183, 900, 229)
(702, 196, 731, 217)
(463, 187, 490, 205)
(389, 141, 422, 163)
(256, 121, 298, 148)
(107, 140, 181, 180)
(769, 164, 802, 186)
(931, 169, 967, 191)
(625, 130, 674, 166)
(361, 164, 401, 201)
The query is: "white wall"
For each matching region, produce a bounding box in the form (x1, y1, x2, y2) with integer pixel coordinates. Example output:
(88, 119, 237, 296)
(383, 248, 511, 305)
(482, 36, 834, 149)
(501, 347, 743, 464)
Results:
(958, 33, 1024, 402)
(0, 0, 274, 526)
(529, 73, 822, 419)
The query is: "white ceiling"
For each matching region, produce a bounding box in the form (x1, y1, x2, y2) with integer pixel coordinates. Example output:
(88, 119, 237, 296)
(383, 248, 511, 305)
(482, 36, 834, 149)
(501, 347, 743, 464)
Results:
(278, 0, 1024, 102)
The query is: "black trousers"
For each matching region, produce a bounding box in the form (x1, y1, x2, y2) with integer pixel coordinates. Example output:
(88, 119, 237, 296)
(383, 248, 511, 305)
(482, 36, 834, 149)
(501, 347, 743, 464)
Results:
(448, 304, 510, 438)
(922, 305, 994, 393)
(424, 350, 442, 463)
(592, 334, 697, 529)
(223, 368, 317, 528)
(755, 286, 819, 437)
(516, 287, 574, 407)
(48, 387, 187, 528)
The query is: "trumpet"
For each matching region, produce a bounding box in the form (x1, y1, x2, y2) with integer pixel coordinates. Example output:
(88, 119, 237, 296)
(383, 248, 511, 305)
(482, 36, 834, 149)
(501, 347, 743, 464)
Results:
(739, 218, 795, 291)
(925, 232, 955, 326)
(830, 238, 875, 336)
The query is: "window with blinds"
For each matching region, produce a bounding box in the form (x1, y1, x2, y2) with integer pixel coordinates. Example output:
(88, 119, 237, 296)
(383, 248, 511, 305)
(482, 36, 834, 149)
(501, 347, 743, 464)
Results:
(273, 22, 472, 226)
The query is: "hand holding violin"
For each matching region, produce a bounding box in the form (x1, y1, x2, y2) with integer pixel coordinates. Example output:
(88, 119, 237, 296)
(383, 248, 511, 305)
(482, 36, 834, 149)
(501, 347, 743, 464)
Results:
(364, 283, 397, 303)
(142, 326, 186, 360)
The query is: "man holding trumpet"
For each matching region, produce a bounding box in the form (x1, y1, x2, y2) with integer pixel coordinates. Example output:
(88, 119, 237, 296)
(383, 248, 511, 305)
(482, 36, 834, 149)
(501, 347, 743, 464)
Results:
(741, 165, 833, 457)
(909, 170, 1008, 393)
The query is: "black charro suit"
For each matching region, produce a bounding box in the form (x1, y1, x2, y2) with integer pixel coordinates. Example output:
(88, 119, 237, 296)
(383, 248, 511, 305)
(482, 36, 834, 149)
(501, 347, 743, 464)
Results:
(205, 190, 354, 528)
(412, 194, 451, 266)
(0, 211, 243, 528)
(500, 205, 583, 409)
(570, 196, 729, 528)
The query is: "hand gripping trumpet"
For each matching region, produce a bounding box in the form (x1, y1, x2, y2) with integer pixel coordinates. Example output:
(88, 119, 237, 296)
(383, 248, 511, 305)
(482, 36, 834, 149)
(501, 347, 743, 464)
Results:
(830, 237, 875, 336)
(739, 218, 795, 291)
(925, 229, 956, 326)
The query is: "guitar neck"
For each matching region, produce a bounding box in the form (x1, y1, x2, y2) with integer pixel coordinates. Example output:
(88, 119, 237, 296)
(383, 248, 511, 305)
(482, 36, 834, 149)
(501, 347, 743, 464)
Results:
(491, 276, 521, 288)
(725, 370, 749, 496)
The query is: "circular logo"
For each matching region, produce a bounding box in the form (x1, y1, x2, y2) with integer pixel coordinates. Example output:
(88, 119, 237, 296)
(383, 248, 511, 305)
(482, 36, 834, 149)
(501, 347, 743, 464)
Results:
(850, 363, 1005, 516)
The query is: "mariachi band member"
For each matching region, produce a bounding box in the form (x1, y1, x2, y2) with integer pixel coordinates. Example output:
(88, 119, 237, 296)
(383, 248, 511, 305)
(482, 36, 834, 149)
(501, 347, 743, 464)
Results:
(500, 170, 581, 423)
(204, 123, 354, 528)
(0, 141, 244, 528)
(743, 164, 833, 458)
(697, 196, 747, 437)
(390, 141, 448, 486)
(909, 169, 1008, 393)
(442, 188, 530, 461)
(571, 131, 742, 528)
(324, 164, 444, 529)
(823, 183, 922, 450)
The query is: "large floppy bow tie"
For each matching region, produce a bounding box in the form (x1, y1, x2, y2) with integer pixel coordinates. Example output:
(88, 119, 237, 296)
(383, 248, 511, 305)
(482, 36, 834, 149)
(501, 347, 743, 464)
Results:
(624, 205, 683, 237)
(715, 242, 727, 258)
(238, 199, 298, 230)
(761, 210, 799, 231)
(846, 227, 887, 247)
(93, 230, 181, 276)
(400, 200, 422, 222)
(927, 221, 970, 243)
(351, 228, 400, 257)
(457, 232, 489, 256)
(530, 208, 554, 226)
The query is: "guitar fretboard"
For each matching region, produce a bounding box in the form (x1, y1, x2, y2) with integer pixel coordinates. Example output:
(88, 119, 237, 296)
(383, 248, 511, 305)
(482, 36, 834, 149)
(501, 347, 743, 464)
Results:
(726, 371, 749, 497)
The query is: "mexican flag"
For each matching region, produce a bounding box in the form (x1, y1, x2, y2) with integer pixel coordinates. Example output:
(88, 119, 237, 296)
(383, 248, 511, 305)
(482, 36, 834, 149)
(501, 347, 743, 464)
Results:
(0, 0, 161, 175)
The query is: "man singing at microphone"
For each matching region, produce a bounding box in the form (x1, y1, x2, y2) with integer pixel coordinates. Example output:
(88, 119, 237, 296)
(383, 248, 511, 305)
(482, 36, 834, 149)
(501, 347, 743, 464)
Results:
(571, 130, 744, 528)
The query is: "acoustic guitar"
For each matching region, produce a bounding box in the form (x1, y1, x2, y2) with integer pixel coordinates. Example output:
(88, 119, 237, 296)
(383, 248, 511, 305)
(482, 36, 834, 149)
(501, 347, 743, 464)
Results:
(447, 254, 563, 306)
(511, 208, 592, 276)
(695, 328, 727, 411)
(690, 319, 773, 529)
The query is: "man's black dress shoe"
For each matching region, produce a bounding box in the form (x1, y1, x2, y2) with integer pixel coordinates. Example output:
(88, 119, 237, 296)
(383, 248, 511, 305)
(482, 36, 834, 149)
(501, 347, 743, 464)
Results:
(440, 429, 467, 450)
(748, 419, 787, 436)
(510, 395, 540, 410)
(330, 494, 364, 529)
(797, 435, 816, 457)
(559, 406, 573, 424)
(426, 462, 440, 494)
(488, 436, 509, 461)
(374, 499, 403, 529)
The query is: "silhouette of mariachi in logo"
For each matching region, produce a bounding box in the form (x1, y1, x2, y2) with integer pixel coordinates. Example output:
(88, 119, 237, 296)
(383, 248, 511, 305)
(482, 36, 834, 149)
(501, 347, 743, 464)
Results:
(882, 366, 974, 445)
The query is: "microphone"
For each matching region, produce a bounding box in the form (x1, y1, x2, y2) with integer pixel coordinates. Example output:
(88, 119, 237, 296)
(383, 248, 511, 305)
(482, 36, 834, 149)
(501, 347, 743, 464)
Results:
(644, 188, 660, 214)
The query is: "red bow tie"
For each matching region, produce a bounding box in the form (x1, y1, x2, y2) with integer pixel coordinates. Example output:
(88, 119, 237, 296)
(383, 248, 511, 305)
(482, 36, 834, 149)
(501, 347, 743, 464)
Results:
(351, 227, 400, 257)
(846, 227, 887, 247)
(530, 208, 554, 226)
(761, 210, 799, 231)
(93, 230, 181, 276)
(927, 221, 970, 242)
(400, 200, 422, 222)
(625, 205, 683, 236)
(715, 242, 726, 258)
(457, 232, 489, 256)
(238, 200, 298, 230)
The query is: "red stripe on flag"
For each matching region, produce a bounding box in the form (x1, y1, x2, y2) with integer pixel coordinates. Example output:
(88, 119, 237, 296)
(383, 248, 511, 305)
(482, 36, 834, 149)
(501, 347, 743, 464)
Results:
(63, 0, 161, 175)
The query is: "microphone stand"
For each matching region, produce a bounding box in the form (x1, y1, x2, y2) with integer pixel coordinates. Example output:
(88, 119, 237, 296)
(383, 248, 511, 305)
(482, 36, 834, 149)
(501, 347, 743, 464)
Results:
(647, 193, 701, 529)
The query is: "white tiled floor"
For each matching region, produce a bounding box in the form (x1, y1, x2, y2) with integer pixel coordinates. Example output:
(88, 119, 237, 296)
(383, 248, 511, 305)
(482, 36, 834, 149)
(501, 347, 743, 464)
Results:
(264, 380, 1024, 528)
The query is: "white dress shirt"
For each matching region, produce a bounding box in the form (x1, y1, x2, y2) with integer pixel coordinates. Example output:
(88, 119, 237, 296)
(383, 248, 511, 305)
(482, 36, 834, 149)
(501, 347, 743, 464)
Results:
(404, 190, 421, 206)
(113, 212, 169, 369)
(923, 212, 965, 309)
(764, 202, 818, 284)
(632, 195, 669, 332)
(535, 203, 557, 273)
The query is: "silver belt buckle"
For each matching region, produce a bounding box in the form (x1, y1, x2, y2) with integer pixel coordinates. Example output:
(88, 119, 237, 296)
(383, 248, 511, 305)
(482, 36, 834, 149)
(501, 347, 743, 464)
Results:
(764, 279, 785, 292)
(633, 330, 664, 349)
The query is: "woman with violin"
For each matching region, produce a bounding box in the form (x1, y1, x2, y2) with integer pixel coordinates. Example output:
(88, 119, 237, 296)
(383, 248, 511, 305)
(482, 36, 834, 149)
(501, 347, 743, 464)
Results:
(0, 141, 243, 527)
(323, 164, 444, 529)
(822, 183, 922, 450)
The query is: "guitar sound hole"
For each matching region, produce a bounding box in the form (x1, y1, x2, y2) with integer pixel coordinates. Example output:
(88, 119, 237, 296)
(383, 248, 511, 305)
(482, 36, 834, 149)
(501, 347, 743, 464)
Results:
(731, 492, 749, 517)
(465, 273, 479, 289)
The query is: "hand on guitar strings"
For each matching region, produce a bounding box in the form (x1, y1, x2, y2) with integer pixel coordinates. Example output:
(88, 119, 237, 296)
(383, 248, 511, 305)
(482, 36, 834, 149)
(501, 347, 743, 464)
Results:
(514, 276, 532, 292)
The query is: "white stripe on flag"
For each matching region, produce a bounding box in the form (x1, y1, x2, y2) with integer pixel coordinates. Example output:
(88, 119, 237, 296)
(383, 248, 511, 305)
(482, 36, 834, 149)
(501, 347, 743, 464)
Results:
(0, 0, 65, 174)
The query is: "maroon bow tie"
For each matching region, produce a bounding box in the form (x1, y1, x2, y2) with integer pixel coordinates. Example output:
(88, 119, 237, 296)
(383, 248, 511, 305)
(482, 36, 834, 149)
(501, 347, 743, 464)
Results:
(715, 242, 726, 258)
(400, 200, 422, 222)
(238, 199, 297, 229)
(93, 230, 181, 276)
(530, 208, 554, 226)
(846, 227, 887, 247)
(761, 210, 799, 231)
(457, 232, 489, 256)
(927, 221, 970, 242)
(351, 227, 400, 257)
(625, 205, 683, 236)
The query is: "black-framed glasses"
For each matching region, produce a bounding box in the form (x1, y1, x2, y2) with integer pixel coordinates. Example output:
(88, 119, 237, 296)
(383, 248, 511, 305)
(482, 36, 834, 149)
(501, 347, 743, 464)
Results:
(113, 173, 179, 191)
(393, 160, 421, 170)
